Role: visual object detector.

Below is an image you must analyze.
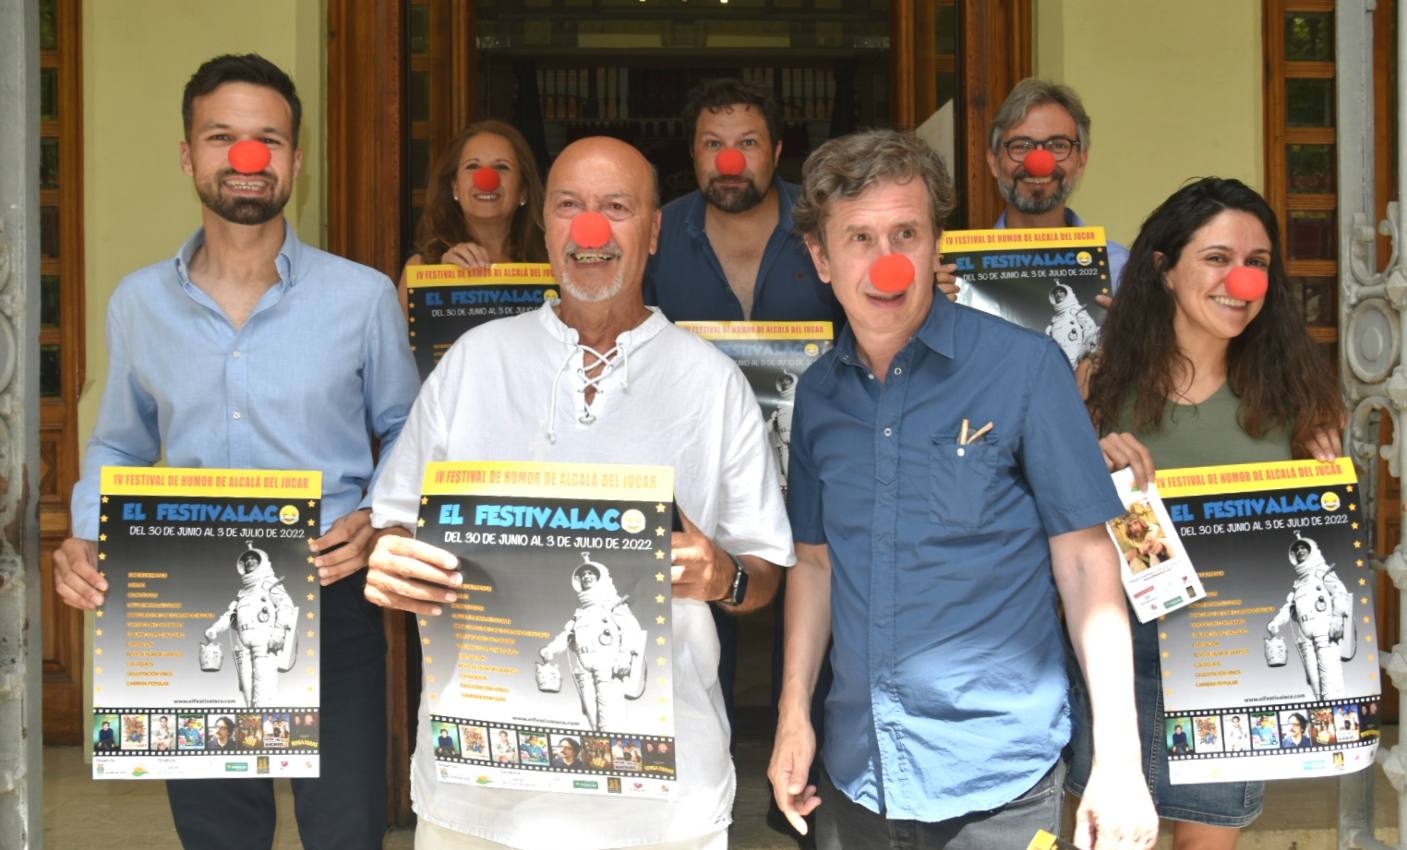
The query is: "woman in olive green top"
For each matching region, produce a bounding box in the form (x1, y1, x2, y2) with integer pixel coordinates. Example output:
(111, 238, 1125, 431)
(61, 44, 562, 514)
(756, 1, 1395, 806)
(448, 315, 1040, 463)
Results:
(1067, 178, 1343, 850)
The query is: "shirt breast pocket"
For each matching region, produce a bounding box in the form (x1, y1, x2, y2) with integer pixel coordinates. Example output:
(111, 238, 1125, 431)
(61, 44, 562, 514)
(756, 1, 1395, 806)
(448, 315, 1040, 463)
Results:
(929, 436, 998, 531)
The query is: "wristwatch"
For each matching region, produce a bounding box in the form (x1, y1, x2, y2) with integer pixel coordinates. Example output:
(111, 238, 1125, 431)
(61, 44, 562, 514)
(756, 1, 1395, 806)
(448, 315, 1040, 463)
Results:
(723, 552, 749, 606)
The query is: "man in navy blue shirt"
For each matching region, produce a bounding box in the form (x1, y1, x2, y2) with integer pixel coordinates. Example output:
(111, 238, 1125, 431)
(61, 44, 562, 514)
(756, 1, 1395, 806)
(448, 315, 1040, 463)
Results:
(767, 128, 1156, 850)
(642, 78, 843, 325)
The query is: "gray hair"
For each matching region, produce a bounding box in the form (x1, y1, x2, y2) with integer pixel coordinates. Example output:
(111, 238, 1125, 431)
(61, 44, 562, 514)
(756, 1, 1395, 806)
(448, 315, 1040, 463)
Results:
(989, 77, 1091, 155)
(793, 128, 954, 246)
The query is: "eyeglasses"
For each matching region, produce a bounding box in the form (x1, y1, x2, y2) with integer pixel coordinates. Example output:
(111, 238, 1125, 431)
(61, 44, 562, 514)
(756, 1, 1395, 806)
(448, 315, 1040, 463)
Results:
(1001, 136, 1081, 163)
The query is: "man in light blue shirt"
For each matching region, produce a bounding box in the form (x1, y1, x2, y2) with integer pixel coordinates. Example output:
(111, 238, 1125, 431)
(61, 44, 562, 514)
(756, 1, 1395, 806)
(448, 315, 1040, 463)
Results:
(768, 129, 1156, 849)
(53, 54, 417, 850)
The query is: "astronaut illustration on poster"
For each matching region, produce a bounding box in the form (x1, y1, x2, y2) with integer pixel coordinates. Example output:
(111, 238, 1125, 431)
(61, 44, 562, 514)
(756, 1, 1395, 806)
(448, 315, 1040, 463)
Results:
(1044, 281, 1100, 367)
(1265, 534, 1353, 700)
(537, 553, 647, 731)
(201, 543, 298, 708)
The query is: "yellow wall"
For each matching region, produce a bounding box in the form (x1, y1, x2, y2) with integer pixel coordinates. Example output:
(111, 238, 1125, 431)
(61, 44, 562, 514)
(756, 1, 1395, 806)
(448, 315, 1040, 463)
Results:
(1033, 0, 1264, 246)
(80, 0, 326, 443)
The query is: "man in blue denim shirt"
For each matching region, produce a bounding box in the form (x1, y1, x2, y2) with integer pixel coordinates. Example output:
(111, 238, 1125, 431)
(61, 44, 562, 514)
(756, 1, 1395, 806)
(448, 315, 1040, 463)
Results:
(53, 54, 417, 850)
(767, 128, 1157, 850)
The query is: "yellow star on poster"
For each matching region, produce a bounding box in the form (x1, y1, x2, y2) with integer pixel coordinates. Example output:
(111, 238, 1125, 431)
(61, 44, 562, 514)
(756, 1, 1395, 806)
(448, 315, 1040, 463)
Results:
(1352, 522, 1360, 530)
(95, 648, 102, 655)
(100, 515, 108, 523)
(655, 594, 665, 604)
(96, 610, 103, 618)
(660, 715, 669, 723)
(99, 533, 107, 542)
(418, 518, 426, 527)
(656, 657, 666, 666)
(1354, 540, 1362, 548)
(410, 331, 416, 338)
(1368, 655, 1376, 663)
(307, 649, 315, 657)
(659, 697, 668, 705)
(656, 616, 666, 625)
(101, 496, 109, 504)
(1348, 485, 1355, 493)
(95, 629, 102, 637)
(98, 552, 106, 561)
(421, 497, 429, 505)
(1367, 634, 1374, 643)
(307, 556, 315, 563)
(655, 572, 665, 582)
(95, 667, 103, 674)
(306, 630, 315, 638)
(307, 574, 315, 582)
(1364, 616, 1371, 623)
(1350, 503, 1358, 511)
(422, 637, 431, 646)
(655, 551, 665, 560)
(1357, 560, 1365, 567)
(306, 612, 315, 620)
(1360, 578, 1368, 585)
(308, 519, 316, 526)
(308, 686, 316, 693)
(306, 593, 315, 601)
(1161, 651, 1169, 659)
(655, 527, 665, 537)
(420, 619, 429, 627)
(308, 500, 316, 507)
(658, 677, 668, 686)
(1361, 597, 1369, 605)
(424, 656, 433, 664)
(427, 675, 435, 683)
(1163, 670, 1171, 678)
(95, 686, 101, 693)
(656, 503, 666, 513)
(656, 636, 666, 646)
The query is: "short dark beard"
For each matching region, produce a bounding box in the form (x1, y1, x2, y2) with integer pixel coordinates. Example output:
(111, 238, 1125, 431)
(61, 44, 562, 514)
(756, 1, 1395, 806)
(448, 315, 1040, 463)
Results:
(197, 172, 290, 225)
(703, 177, 766, 214)
(1000, 171, 1077, 216)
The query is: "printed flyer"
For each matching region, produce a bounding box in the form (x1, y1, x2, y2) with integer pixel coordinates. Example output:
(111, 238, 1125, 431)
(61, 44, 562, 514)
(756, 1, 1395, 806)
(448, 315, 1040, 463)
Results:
(678, 321, 833, 488)
(417, 461, 679, 799)
(943, 226, 1111, 368)
(92, 466, 322, 780)
(406, 263, 557, 379)
(1156, 458, 1381, 783)
(1106, 467, 1206, 624)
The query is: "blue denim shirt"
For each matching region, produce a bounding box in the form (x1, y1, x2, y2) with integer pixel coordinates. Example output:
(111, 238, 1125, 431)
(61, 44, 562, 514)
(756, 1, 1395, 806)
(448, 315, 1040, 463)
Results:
(71, 222, 419, 538)
(995, 207, 1129, 290)
(643, 179, 845, 324)
(787, 295, 1123, 821)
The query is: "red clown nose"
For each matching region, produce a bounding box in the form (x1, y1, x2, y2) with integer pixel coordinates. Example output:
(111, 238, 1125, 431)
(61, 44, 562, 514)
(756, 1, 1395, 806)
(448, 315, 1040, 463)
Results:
(472, 168, 501, 192)
(715, 148, 747, 176)
(570, 212, 612, 249)
(228, 140, 271, 175)
(1024, 148, 1056, 178)
(1225, 266, 1269, 301)
(870, 254, 916, 294)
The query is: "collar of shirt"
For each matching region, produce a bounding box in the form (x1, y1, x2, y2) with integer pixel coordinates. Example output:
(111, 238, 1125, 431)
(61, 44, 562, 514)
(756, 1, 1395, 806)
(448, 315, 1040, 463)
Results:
(173, 219, 303, 291)
(823, 295, 956, 385)
(993, 207, 1086, 229)
(682, 175, 799, 237)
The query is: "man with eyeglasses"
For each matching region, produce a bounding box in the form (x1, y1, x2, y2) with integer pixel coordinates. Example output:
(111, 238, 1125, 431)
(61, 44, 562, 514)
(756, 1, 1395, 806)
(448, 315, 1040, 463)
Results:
(944, 78, 1128, 299)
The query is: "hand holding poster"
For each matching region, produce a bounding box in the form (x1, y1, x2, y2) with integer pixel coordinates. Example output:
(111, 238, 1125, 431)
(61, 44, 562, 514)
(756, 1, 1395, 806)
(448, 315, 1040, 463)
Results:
(93, 466, 322, 780)
(941, 227, 1111, 368)
(417, 461, 678, 798)
(406, 263, 557, 380)
(677, 321, 832, 488)
(1155, 458, 1380, 783)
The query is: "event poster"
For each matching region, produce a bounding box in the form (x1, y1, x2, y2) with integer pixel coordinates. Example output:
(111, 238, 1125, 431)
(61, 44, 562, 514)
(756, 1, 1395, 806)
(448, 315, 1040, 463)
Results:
(406, 263, 557, 379)
(1156, 459, 1381, 784)
(93, 467, 322, 780)
(943, 227, 1111, 368)
(417, 461, 679, 799)
(678, 321, 833, 488)
(1106, 467, 1206, 624)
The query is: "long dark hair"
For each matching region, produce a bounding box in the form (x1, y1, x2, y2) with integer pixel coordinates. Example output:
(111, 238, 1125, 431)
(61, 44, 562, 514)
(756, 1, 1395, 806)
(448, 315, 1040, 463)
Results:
(1085, 177, 1341, 455)
(414, 120, 547, 263)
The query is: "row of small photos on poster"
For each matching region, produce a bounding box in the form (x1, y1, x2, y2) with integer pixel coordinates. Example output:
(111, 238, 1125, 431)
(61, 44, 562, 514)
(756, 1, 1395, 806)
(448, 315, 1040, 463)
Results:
(1165, 697, 1381, 759)
(92, 708, 320, 754)
(430, 715, 677, 777)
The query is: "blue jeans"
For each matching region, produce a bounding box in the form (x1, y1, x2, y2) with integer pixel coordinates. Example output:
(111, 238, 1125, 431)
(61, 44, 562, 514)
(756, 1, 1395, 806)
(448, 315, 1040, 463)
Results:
(1066, 615, 1263, 828)
(166, 572, 389, 850)
(816, 763, 1063, 850)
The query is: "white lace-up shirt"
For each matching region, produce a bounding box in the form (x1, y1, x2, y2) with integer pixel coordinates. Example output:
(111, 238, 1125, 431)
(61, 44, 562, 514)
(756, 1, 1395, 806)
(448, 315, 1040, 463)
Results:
(371, 301, 795, 849)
